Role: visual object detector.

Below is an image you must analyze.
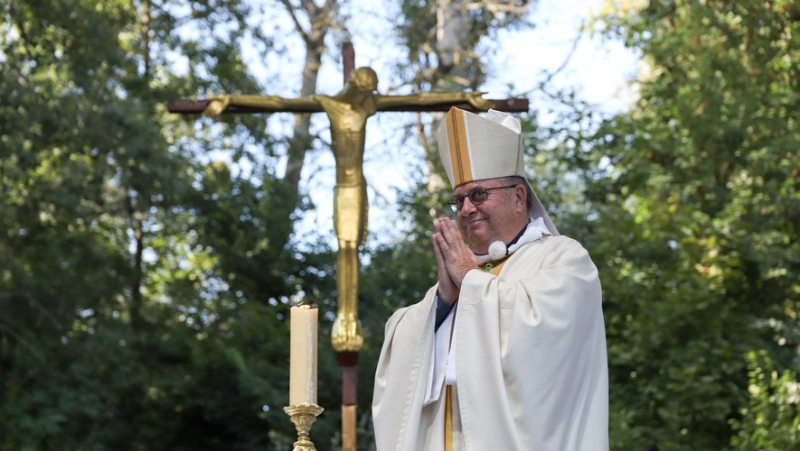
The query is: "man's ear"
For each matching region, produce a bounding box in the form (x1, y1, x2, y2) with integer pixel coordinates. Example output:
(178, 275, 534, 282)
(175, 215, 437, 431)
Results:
(515, 184, 527, 210)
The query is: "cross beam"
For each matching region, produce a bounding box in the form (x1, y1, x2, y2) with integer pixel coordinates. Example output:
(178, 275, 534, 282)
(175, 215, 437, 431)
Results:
(167, 98, 528, 114)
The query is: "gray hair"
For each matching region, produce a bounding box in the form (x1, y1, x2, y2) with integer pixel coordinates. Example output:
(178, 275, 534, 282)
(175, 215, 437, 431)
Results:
(500, 176, 534, 215)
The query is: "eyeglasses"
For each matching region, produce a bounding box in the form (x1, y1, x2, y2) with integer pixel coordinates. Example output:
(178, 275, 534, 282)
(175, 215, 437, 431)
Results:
(448, 184, 519, 212)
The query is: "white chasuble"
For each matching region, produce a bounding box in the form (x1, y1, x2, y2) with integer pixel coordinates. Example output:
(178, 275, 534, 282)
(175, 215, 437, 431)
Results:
(372, 235, 609, 451)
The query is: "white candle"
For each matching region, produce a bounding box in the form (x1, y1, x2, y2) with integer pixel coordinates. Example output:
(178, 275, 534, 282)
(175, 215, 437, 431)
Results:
(289, 305, 318, 405)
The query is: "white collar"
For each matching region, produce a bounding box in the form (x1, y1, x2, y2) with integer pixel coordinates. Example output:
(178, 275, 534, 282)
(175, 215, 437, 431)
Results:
(474, 217, 551, 265)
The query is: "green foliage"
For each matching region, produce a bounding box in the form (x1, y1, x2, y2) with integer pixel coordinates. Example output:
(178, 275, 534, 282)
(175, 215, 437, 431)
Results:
(0, 0, 318, 448)
(582, 0, 800, 448)
(730, 350, 800, 449)
(4, 0, 797, 448)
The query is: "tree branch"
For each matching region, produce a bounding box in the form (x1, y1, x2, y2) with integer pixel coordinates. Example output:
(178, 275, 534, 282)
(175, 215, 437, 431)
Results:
(540, 20, 584, 86)
(280, 0, 310, 40)
(299, 0, 321, 17)
(0, 322, 45, 361)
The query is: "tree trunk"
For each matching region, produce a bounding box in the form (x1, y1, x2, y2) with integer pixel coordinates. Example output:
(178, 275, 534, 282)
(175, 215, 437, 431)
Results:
(279, 0, 338, 206)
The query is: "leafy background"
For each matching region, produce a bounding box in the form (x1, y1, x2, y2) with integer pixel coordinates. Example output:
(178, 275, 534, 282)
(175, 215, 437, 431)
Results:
(1, 0, 797, 449)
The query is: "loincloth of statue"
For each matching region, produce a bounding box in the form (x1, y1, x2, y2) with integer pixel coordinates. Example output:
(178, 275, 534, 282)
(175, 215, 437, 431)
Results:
(334, 181, 368, 246)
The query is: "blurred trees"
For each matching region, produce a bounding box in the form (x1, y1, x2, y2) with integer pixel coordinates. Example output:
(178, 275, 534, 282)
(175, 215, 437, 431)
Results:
(0, 0, 533, 449)
(0, 0, 320, 448)
(583, 0, 799, 448)
(1, 0, 798, 449)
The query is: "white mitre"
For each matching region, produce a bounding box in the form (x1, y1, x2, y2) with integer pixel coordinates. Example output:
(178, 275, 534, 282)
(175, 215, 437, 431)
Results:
(437, 107, 559, 236)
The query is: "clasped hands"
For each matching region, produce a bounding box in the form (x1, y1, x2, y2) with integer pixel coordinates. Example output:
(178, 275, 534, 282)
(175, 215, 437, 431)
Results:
(433, 217, 479, 306)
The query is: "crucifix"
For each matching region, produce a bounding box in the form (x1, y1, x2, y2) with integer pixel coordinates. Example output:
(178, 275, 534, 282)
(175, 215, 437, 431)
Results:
(168, 42, 528, 451)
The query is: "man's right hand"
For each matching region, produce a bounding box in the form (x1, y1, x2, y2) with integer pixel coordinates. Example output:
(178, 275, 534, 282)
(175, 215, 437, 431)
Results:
(433, 218, 459, 305)
(202, 95, 231, 117)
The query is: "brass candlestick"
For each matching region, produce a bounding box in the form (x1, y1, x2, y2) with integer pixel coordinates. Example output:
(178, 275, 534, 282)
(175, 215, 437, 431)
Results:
(284, 404, 324, 451)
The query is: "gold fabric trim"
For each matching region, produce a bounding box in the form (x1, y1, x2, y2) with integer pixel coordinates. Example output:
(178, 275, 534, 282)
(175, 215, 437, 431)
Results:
(481, 257, 509, 275)
(445, 385, 453, 451)
(446, 109, 472, 186)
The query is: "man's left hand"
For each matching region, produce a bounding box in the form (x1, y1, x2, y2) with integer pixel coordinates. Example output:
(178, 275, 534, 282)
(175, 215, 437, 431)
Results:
(433, 218, 478, 286)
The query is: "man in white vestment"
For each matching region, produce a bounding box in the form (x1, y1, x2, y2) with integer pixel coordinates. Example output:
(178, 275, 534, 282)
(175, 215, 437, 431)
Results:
(372, 107, 609, 450)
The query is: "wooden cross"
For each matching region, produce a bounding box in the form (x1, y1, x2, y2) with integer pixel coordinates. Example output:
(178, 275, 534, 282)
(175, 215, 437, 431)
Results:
(168, 42, 528, 451)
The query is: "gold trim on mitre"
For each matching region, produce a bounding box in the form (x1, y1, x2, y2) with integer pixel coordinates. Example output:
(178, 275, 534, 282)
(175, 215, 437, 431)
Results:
(437, 107, 525, 188)
(445, 108, 473, 185)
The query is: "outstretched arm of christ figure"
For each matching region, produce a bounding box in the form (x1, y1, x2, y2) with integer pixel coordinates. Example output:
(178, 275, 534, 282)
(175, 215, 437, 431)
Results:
(374, 91, 494, 111)
(202, 95, 322, 117)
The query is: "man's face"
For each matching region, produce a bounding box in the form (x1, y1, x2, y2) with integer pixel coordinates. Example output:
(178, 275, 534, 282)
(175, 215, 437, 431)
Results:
(453, 179, 526, 254)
